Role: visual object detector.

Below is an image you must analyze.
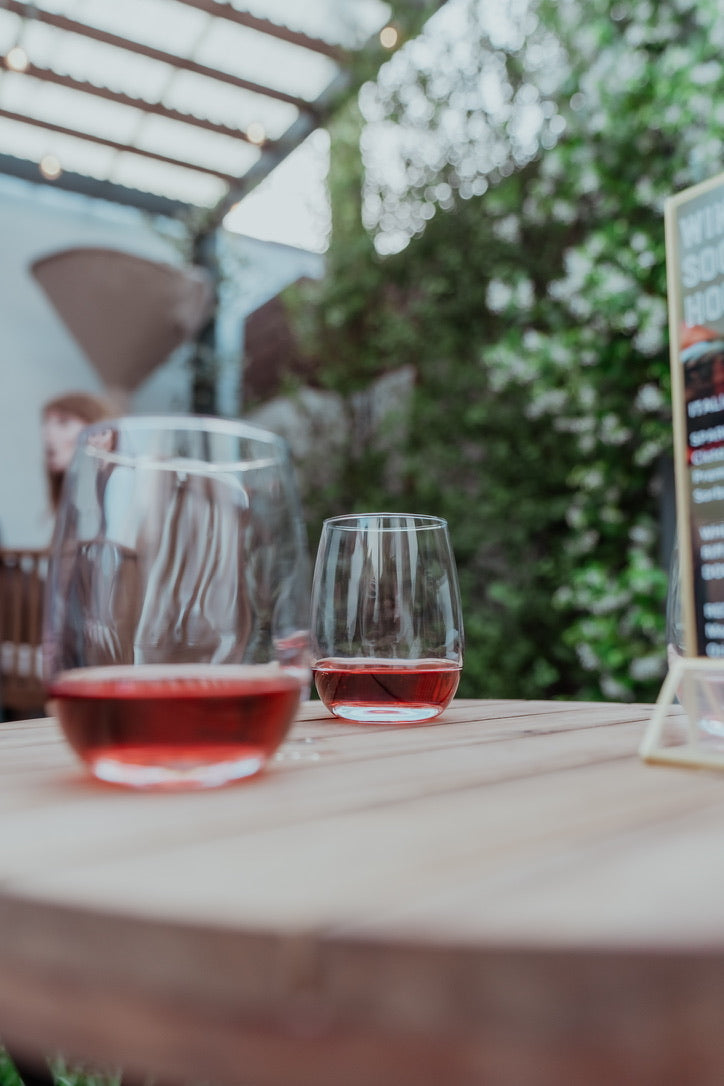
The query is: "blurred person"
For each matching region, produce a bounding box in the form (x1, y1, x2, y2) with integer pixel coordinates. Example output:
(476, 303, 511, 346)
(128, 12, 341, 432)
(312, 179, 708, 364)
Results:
(41, 391, 115, 516)
(0, 392, 112, 724)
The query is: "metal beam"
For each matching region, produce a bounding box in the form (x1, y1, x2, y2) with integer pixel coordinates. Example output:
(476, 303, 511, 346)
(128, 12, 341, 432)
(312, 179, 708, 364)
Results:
(0, 151, 189, 218)
(0, 57, 272, 146)
(0, 108, 239, 182)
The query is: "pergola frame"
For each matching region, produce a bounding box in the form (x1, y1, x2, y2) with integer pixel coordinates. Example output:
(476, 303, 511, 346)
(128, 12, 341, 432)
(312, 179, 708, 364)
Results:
(0, 0, 402, 235)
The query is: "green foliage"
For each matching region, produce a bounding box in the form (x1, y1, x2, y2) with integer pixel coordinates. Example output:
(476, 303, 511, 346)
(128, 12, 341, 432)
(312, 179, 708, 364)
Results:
(0, 1052, 120, 1086)
(0, 1050, 22, 1086)
(48, 1058, 121, 1086)
(286, 0, 723, 701)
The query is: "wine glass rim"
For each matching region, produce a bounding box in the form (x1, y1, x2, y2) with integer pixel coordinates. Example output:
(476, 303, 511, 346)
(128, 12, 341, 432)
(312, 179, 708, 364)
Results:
(323, 512, 449, 531)
(82, 413, 286, 443)
(77, 414, 290, 471)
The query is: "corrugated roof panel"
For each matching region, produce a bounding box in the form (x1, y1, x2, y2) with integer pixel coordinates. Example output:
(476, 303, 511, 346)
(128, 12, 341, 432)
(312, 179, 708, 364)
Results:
(2, 79, 145, 143)
(194, 21, 338, 102)
(109, 152, 227, 205)
(0, 10, 23, 49)
(72, 0, 210, 55)
(161, 72, 297, 137)
(136, 114, 259, 175)
(0, 115, 117, 174)
(20, 22, 176, 99)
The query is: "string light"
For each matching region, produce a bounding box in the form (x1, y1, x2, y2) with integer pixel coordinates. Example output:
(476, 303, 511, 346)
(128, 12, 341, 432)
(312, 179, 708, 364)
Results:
(5, 45, 29, 72)
(246, 122, 266, 146)
(39, 154, 62, 180)
(379, 25, 399, 49)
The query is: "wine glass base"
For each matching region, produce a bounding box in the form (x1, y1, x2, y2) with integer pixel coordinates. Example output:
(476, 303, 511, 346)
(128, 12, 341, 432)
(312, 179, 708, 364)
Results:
(87, 749, 267, 790)
(330, 704, 445, 724)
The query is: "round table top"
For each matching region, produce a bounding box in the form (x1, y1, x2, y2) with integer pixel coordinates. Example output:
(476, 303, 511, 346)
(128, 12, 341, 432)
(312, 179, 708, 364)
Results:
(0, 696, 720, 1086)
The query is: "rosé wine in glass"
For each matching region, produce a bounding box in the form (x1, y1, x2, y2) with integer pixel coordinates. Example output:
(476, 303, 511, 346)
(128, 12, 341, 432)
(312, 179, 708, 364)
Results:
(312, 657, 461, 724)
(49, 663, 303, 789)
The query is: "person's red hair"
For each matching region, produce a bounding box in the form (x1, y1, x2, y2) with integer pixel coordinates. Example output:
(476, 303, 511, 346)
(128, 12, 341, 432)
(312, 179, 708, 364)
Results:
(42, 391, 115, 510)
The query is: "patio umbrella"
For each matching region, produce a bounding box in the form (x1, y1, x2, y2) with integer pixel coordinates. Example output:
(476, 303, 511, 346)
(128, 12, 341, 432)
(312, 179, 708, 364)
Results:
(30, 247, 215, 393)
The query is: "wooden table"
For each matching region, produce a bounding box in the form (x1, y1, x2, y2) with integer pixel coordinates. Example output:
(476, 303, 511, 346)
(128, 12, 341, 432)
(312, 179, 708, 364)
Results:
(2, 697, 724, 1086)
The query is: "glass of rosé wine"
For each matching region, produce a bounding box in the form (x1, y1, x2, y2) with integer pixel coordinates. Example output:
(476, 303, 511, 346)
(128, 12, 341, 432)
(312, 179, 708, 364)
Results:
(310, 513, 463, 724)
(43, 415, 311, 790)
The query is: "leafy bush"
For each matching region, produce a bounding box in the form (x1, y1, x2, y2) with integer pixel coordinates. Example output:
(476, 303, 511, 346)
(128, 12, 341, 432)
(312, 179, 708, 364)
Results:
(286, 0, 723, 702)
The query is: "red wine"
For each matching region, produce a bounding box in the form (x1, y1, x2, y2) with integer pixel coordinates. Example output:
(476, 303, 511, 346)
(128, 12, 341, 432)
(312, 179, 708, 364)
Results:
(313, 657, 461, 723)
(48, 664, 304, 789)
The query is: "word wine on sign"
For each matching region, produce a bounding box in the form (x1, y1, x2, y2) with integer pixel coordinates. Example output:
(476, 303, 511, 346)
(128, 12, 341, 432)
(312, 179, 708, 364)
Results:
(665, 170, 724, 658)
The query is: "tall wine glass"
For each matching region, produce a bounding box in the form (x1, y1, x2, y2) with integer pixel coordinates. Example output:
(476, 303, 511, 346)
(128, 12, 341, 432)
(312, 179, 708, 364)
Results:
(310, 513, 463, 723)
(43, 416, 311, 790)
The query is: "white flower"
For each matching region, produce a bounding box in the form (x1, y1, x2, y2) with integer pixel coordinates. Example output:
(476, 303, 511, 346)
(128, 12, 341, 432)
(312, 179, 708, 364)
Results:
(514, 279, 534, 308)
(577, 643, 600, 671)
(551, 198, 577, 223)
(565, 529, 599, 556)
(487, 279, 514, 312)
(599, 418, 632, 446)
(568, 294, 594, 319)
(492, 214, 521, 242)
(550, 342, 572, 366)
(577, 167, 599, 193)
(690, 61, 721, 85)
(578, 384, 597, 409)
(630, 522, 656, 545)
(601, 676, 632, 700)
(635, 439, 666, 466)
(635, 177, 659, 207)
(634, 321, 666, 356)
(579, 467, 604, 490)
(635, 383, 666, 412)
(523, 329, 545, 351)
(630, 655, 666, 681)
(589, 589, 630, 614)
(555, 415, 595, 435)
(525, 388, 569, 418)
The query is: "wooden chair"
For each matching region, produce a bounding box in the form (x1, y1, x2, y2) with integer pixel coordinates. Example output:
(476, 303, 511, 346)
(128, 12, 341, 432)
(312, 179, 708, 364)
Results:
(0, 548, 49, 719)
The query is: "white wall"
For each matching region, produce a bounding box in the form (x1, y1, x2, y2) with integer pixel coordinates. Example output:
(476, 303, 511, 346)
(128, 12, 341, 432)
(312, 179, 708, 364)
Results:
(0, 177, 191, 547)
(0, 176, 325, 548)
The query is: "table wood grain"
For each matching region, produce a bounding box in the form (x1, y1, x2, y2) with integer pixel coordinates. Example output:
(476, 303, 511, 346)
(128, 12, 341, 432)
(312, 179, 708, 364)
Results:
(1, 697, 723, 1086)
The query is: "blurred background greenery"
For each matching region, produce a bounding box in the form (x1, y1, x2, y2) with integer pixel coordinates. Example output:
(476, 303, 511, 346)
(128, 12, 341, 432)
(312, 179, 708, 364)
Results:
(261, 0, 723, 705)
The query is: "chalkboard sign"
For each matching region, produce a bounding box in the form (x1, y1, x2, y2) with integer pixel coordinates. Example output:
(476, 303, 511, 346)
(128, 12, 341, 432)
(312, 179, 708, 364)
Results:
(665, 171, 724, 660)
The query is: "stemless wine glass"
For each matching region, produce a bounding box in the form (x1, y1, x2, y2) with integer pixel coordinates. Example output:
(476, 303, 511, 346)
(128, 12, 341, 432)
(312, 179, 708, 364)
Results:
(43, 415, 311, 790)
(310, 513, 463, 723)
